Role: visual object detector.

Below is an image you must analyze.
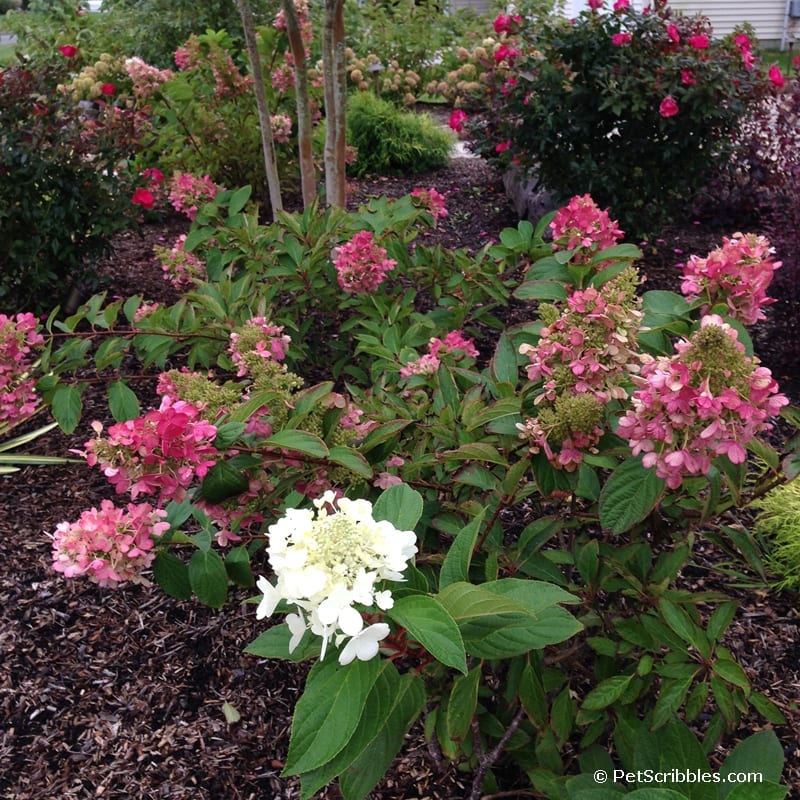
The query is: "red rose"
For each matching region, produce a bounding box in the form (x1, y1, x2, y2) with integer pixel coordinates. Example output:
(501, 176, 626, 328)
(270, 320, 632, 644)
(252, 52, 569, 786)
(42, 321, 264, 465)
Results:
(100, 83, 116, 96)
(666, 24, 680, 44)
(143, 167, 165, 184)
(687, 34, 710, 49)
(769, 65, 785, 88)
(58, 45, 78, 58)
(659, 95, 679, 118)
(132, 188, 155, 209)
(612, 33, 632, 46)
(448, 109, 468, 133)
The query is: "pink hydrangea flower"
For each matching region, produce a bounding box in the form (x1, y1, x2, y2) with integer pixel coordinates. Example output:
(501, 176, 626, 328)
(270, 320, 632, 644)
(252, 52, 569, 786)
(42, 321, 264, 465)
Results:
(229, 317, 292, 376)
(51, 500, 169, 586)
(550, 194, 624, 263)
(155, 234, 206, 288)
(617, 315, 788, 489)
(0, 312, 44, 426)
(400, 331, 479, 378)
(168, 172, 224, 220)
(410, 187, 448, 223)
(333, 230, 396, 294)
(680, 232, 781, 325)
(81, 397, 219, 502)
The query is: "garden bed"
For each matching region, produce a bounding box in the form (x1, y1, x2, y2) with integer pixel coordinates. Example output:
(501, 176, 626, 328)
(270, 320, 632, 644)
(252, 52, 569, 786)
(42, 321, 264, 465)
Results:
(1, 155, 798, 799)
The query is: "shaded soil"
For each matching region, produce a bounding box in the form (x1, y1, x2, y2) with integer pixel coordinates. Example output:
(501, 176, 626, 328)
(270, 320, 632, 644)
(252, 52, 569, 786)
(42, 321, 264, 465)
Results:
(1, 155, 798, 799)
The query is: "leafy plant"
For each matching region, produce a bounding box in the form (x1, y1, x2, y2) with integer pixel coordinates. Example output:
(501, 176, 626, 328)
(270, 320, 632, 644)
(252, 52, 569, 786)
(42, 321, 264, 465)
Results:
(0, 59, 143, 312)
(346, 90, 453, 176)
(461, 1, 775, 235)
(753, 478, 800, 590)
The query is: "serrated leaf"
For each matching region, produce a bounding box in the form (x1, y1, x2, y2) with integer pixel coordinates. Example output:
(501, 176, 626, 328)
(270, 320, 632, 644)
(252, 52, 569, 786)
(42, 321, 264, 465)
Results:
(264, 429, 329, 458)
(200, 460, 248, 504)
(51, 385, 82, 434)
(152, 551, 192, 599)
(388, 595, 466, 674)
(372, 483, 423, 532)
(440, 512, 484, 589)
(108, 380, 140, 422)
(599, 457, 665, 533)
(446, 666, 480, 742)
(327, 445, 373, 479)
(225, 545, 254, 587)
(244, 624, 321, 662)
(582, 674, 634, 711)
(188, 549, 228, 608)
(284, 657, 382, 775)
(719, 730, 785, 799)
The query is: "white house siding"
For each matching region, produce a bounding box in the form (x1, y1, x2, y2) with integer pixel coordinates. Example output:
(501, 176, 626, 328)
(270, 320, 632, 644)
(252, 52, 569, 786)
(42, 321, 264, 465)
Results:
(666, 1, 789, 46)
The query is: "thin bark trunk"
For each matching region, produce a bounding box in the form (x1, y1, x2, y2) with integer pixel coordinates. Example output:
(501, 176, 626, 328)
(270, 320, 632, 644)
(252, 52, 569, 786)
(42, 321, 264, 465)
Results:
(322, 0, 347, 207)
(236, 0, 283, 215)
(281, 0, 317, 207)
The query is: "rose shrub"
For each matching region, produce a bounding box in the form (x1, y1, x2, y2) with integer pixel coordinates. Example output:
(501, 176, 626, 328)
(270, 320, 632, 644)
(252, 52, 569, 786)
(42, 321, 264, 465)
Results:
(460, 0, 776, 235)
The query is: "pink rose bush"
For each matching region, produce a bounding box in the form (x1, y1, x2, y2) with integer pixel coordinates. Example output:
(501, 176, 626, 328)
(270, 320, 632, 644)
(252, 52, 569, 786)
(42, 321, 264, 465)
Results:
(680, 233, 781, 325)
(617, 316, 788, 489)
(51, 500, 169, 586)
(0, 313, 44, 427)
(333, 230, 396, 294)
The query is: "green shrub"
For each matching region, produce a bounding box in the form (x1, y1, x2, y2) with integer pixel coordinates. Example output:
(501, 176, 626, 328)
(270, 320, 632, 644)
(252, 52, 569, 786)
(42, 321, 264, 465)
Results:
(0, 61, 143, 312)
(754, 478, 800, 590)
(347, 90, 453, 176)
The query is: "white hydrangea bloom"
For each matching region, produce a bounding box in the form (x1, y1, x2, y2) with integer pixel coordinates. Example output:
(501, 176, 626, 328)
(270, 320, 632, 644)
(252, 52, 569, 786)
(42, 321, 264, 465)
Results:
(257, 491, 418, 665)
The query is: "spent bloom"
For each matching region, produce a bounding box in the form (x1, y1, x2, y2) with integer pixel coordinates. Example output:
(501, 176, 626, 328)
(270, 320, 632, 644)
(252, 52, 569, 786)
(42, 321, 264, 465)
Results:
(51, 500, 169, 586)
(256, 491, 418, 664)
(680, 233, 781, 326)
(81, 397, 219, 502)
(0, 312, 44, 426)
(617, 315, 788, 489)
(333, 230, 396, 294)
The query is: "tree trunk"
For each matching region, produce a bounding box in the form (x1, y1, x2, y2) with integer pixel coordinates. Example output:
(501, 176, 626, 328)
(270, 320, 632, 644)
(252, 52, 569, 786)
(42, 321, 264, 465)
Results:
(322, 0, 347, 207)
(236, 0, 283, 215)
(281, 0, 317, 208)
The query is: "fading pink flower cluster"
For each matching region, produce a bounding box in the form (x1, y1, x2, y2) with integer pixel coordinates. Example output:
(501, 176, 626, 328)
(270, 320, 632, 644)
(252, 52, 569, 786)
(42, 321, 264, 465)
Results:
(229, 318, 291, 377)
(680, 233, 781, 325)
(155, 233, 206, 287)
(124, 56, 174, 101)
(168, 172, 224, 220)
(550, 194, 624, 262)
(174, 35, 251, 97)
(400, 330, 479, 377)
(519, 271, 643, 405)
(0, 312, 44, 426)
(333, 230, 396, 294)
(617, 315, 788, 489)
(82, 397, 219, 502)
(271, 112, 293, 144)
(410, 187, 448, 223)
(517, 270, 643, 470)
(274, 0, 314, 50)
(51, 499, 168, 586)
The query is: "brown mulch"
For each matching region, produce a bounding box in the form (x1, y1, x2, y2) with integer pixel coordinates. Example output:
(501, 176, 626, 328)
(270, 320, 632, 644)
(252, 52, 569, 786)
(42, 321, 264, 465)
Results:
(1, 156, 799, 799)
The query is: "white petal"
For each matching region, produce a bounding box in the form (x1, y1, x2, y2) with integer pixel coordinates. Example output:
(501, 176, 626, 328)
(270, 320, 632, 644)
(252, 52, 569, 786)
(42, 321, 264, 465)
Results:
(286, 612, 307, 653)
(338, 605, 364, 637)
(255, 576, 282, 620)
(337, 623, 390, 666)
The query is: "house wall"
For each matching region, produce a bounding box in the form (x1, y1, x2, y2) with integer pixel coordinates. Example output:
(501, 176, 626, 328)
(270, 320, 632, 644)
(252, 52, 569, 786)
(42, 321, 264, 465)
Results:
(666, 0, 792, 46)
